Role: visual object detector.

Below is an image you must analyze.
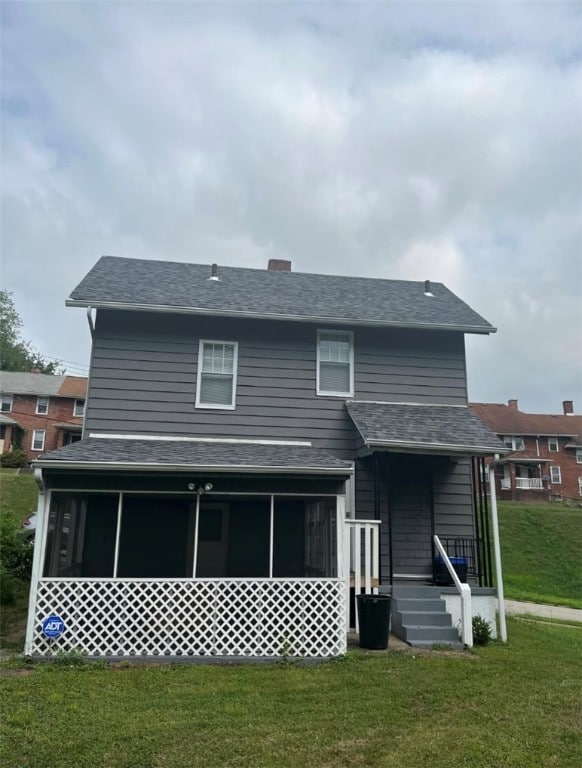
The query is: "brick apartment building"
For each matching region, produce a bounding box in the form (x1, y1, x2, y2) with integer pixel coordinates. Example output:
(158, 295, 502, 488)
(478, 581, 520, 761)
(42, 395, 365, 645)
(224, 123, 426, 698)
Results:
(470, 399, 582, 502)
(0, 371, 87, 462)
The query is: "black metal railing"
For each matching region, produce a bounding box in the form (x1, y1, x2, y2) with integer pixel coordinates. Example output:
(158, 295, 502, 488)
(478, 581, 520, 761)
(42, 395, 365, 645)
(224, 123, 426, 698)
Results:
(435, 537, 486, 583)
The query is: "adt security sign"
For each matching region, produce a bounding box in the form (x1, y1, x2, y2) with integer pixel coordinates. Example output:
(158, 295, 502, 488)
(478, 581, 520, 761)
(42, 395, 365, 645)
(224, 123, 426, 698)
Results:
(42, 615, 65, 639)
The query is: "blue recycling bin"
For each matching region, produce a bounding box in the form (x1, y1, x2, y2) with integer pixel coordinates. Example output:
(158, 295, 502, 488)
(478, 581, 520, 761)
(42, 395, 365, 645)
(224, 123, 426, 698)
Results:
(433, 556, 468, 585)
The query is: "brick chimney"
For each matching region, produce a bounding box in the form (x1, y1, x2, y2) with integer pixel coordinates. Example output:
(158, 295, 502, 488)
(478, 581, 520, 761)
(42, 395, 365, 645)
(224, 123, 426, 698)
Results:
(267, 259, 292, 272)
(563, 400, 574, 415)
(508, 399, 518, 410)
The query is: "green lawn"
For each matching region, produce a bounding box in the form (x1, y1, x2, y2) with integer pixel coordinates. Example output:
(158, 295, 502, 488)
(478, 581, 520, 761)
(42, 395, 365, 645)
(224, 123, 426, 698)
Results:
(1, 618, 580, 768)
(0, 471, 38, 522)
(498, 501, 582, 608)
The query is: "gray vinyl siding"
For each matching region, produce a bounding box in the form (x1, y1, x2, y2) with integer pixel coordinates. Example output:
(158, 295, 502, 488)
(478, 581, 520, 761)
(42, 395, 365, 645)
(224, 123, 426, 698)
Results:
(86, 310, 468, 461)
(433, 459, 475, 538)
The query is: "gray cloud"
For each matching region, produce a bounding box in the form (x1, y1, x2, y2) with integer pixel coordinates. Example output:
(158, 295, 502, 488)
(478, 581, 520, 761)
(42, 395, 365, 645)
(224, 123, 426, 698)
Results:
(2, 1, 581, 410)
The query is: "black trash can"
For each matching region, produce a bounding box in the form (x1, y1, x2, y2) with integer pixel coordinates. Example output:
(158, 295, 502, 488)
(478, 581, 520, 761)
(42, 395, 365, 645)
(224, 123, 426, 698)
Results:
(356, 594, 391, 650)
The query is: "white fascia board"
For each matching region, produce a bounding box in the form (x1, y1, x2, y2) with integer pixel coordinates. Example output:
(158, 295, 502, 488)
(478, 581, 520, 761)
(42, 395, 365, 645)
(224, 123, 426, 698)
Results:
(33, 460, 353, 475)
(360, 440, 507, 456)
(65, 299, 496, 335)
(88, 433, 313, 447)
(348, 400, 468, 408)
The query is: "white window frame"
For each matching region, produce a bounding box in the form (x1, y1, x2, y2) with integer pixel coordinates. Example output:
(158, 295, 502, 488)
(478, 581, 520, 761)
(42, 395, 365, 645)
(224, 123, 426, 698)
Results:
(548, 436, 559, 452)
(74, 399, 86, 417)
(36, 396, 49, 415)
(578, 477, 582, 497)
(1, 393, 13, 413)
(550, 466, 561, 484)
(316, 330, 354, 397)
(31, 429, 46, 451)
(502, 435, 524, 451)
(576, 449, 582, 464)
(195, 340, 238, 410)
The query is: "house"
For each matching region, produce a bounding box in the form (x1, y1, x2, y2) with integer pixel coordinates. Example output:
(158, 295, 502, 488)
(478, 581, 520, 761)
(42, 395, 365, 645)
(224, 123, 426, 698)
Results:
(0, 372, 87, 461)
(25, 256, 507, 659)
(470, 400, 582, 501)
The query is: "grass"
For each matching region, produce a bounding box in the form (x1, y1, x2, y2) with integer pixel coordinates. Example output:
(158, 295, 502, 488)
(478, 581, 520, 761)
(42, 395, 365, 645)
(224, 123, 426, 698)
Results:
(498, 501, 582, 608)
(0, 471, 38, 522)
(1, 618, 580, 768)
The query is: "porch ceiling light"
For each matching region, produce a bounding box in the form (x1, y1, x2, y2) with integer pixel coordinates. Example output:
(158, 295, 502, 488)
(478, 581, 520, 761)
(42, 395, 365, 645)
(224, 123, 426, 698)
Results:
(204, 482, 213, 492)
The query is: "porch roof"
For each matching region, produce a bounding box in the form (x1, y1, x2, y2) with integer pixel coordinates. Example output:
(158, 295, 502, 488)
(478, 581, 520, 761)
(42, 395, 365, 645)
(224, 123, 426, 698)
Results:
(34, 438, 353, 475)
(347, 401, 508, 456)
(0, 414, 21, 427)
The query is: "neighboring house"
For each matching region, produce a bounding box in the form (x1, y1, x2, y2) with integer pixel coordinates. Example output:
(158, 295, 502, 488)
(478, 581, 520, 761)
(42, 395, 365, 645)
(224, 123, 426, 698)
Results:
(470, 400, 582, 501)
(25, 256, 506, 659)
(0, 372, 87, 461)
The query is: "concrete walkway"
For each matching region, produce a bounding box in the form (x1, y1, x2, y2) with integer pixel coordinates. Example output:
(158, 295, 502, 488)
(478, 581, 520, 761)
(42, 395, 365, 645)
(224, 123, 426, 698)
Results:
(499, 599, 582, 623)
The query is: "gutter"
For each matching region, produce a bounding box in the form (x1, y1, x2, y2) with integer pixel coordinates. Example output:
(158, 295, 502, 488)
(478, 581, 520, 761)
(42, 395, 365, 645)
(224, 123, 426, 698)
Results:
(33, 460, 354, 476)
(65, 299, 497, 335)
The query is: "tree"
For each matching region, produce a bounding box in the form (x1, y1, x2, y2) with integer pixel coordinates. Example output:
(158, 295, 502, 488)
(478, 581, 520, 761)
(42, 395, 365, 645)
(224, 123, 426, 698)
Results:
(0, 290, 62, 374)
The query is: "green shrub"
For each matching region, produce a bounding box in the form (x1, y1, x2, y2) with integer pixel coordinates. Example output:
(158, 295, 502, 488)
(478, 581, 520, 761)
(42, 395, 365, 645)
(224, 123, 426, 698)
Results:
(472, 614, 493, 646)
(0, 449, 29, 468)
(0, 505, 33, 604)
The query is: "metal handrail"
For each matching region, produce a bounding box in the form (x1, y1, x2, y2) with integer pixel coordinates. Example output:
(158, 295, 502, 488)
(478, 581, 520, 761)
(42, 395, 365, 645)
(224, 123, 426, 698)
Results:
(433, 534, 473, 648)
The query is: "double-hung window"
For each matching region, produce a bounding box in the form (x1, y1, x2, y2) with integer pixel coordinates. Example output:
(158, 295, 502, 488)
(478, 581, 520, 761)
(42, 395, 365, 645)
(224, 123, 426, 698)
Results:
(317, 330, 354, 397)
(1, 394, 13, 413)
(550, 466, 561, 484)
(32, 429, 45, 451)
(74, 399, 85, 417)
(577, 449, 582, 464)
(36, 396, 49, 415)
(503, 435, 524, 451)
(196, 341, 238, 409)
(548, 436, 559, 452)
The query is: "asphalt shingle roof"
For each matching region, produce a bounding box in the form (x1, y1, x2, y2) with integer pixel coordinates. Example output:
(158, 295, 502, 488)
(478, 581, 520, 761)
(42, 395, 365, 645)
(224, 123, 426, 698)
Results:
(346, 401, 507, 455)
(0, 372, 87, 399)
(470, 403, 582, 440)
(35, 439, 353, 473)
(68, 256, 496, 333)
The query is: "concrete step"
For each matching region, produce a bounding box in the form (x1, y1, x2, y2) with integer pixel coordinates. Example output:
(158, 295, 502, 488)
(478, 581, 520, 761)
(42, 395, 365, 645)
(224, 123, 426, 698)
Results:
(401, 625, 461, 643)
(391, 598, 447, 613)
(391, 586, 440, 599)
(399, 611, 453, 627)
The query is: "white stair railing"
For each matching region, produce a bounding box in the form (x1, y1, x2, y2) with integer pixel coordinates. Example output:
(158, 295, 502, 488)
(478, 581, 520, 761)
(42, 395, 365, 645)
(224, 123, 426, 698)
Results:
(344, 519, 381, 631)
(433, 535, 473, 648)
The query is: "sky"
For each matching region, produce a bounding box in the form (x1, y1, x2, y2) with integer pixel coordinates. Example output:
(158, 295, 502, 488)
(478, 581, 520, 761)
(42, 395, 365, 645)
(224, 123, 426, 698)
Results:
(1, 0, 581, 412)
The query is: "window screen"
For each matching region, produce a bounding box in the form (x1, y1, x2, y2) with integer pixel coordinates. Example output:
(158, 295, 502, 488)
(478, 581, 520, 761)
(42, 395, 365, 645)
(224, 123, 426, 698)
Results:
(318, 331, 352, 394)
(197, 342, 237, 407)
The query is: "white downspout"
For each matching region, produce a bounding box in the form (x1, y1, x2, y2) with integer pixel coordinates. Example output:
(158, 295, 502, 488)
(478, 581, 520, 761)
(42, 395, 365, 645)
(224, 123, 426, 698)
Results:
(489, 454, 507, 642)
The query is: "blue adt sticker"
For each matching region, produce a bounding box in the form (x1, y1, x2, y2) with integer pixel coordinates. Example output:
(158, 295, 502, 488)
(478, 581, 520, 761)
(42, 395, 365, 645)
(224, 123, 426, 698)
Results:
(42, 615, 65, 639)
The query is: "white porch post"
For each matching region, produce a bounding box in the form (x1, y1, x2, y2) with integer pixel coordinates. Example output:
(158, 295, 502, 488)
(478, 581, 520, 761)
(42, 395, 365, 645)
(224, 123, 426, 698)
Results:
(24, 471, 49, 655)
(489, 454, 507, 642)
(336, 494, 348, 652)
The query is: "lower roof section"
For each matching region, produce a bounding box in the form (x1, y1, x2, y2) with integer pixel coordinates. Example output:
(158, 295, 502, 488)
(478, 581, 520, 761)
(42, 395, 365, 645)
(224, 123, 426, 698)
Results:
(347, 401, 508, 457)
(34, 438, 353, 475)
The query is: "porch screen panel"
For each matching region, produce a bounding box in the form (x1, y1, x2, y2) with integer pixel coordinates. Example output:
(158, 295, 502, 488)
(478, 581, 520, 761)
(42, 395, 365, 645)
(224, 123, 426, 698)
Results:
(117, 497, 192, 578)
(43, 493, 118, 577)
(273, 496, 336, 577)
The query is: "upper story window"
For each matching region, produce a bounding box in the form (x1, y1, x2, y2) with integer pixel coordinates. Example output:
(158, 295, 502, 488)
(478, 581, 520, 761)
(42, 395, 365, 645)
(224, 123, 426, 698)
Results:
(576, 449, 582, 464)
(1, 393, 13, 413)
(74, 399, 86, 417)
(503, 435, 524, 451)
(31, 429, 45, 451)
(36, 396, 49, 415)
(548, 436, 559, 452)
(550, 466, 561, 484)
(317, 330, 354, 397)
(196, 341, 238, 409)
